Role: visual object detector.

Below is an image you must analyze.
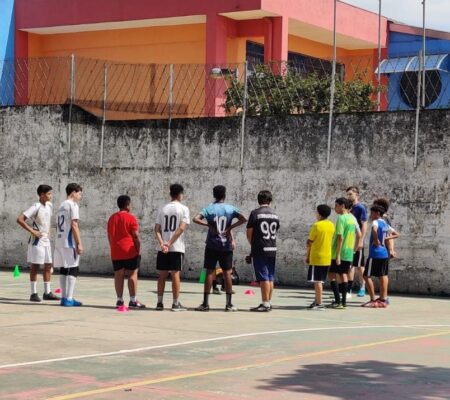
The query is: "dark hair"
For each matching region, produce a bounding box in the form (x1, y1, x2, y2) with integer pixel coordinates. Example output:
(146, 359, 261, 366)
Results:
(170, 183, 184, 198)
(66, 183, 82, 196)
(117, 195, 131, 209)
(373, 198, 389, 212)
(213, 185, 226, 201)
(317, 204, 331, 219)
(370, 205, 386, 216)
(335, 197, 351, 209)
(257, 190, 272, 205)
(346, 186, 360, 195)
(37, 184, 52, 195)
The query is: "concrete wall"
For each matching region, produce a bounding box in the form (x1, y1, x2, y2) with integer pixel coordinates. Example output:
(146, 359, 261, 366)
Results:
(1, 105, 449, 295)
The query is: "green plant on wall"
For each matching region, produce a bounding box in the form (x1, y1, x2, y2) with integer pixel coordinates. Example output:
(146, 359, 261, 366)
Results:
(224, 64, 379, 116)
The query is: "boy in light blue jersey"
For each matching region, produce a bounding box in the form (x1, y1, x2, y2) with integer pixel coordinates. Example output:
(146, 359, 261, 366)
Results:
(193, 185, 247, 312)
(362, 205, 399, 308)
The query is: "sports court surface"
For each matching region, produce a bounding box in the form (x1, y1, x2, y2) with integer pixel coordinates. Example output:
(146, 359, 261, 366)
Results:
(0, 270, 449, 400)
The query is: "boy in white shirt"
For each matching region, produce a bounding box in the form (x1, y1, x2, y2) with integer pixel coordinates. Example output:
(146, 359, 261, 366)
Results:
(154, 184, 190, 311)
(17, 184, 59, 302)
(54, 183, 83, 307)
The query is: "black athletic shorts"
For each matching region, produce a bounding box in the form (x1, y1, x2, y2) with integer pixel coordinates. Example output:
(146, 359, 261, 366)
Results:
(364, 258, 389, 277)
(204, 248, 233, 270)
(156, 251, 184, 271)
(112, 255, 140, 272)
(352, 249, 365, 267)
(329, 259, 351, 275)
(308, 265, 329, 283)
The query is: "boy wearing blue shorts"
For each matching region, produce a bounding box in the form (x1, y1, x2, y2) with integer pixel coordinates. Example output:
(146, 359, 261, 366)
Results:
(246, 190, 280, 312)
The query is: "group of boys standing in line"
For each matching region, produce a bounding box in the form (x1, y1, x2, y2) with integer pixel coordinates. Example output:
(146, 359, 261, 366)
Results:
(17, 183, 398, 311)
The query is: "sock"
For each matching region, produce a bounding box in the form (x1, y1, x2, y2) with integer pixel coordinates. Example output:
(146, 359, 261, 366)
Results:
(203, 293, 210, 306)
(347, 280, 353, 293)
(157, 295, 163, 304)
(226, 293, 232, 306)
(340, 282, 348, 306)
(360, 281, 365, 289)
(173, 297, 179, 306)
(44, 282, 51, 294)
(130, 296, 137, 302)
(330, 281, 340, 303)
(66, 276, 76, 301)
(117, 296, 123, 302)
(263, 301, 270, 307)
(30, 281, 37, 294)
(59, 275, 67, 298)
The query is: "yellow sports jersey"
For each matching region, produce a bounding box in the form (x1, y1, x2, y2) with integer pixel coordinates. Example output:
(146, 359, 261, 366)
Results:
(308, 219, 335, 266)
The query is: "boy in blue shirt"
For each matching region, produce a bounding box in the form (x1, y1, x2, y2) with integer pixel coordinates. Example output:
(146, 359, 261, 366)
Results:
(193, 185, 247, 311)
(362, 205, 399, 308)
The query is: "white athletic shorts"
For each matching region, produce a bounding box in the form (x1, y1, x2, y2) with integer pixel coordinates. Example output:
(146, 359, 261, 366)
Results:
(27, 245, 52, 265)
(53, 247, 80, 268)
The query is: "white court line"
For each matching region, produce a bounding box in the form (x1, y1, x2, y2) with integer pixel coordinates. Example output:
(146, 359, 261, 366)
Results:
(1, 324, 449, 370)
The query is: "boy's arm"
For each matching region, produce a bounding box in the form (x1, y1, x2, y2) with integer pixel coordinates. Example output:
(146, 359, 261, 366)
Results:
(71, 219, 83, 255)
(372, 224, 380, 247)
(306, 239, 313, 264)
(225, 213, 247, 235)
(131, 229, 141, 254)
(354, 228, 361, 252)
(16, 213, 42, 238)
(154, 224, 168, 253)
(166, 222, 187, 248)
(336, 235, 343, 265)
(246, 227, 253, 246)
(358, 221, 367, 250)
(193, 213, 209, 227)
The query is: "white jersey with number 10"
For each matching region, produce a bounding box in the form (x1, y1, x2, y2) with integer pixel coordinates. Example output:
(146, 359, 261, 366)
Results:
(156, 201, 190, 253)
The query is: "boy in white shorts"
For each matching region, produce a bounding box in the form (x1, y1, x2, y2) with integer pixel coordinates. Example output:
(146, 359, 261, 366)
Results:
(17, 184, 59, 302)
(54, 183, 83, 307)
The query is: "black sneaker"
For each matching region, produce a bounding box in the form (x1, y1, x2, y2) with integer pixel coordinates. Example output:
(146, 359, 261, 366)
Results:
(116, 299, 124, 308)
(155, 302, 164, 311)
(195, 303, 210, 312)
(307, 302, 325, 310)
(30, 293, 41, 302)
(250, 303, 271, 312)
(225, 303, 238, 312)
(129, 300, 146, 309)
(43, 292, 60, 300)
(171, 303, 187, 312)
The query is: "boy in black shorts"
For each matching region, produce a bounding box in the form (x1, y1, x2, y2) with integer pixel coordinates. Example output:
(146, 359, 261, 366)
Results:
(328, 198, 360, 309)
(193, 185, 246, 312)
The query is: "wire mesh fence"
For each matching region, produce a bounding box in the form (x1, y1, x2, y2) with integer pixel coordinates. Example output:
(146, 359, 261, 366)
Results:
(0, 54, 449, 119)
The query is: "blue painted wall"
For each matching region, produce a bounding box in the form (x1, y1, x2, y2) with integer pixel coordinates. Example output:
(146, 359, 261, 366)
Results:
(387, 32, 450, 110)
(0, 0, 15, 105)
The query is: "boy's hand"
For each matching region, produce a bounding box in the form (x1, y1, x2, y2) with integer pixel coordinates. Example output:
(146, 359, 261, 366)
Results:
(32, 230, 43, 239)
(77, 243, 84, 255)
(336, 255, 341, 266)
(245, 255, 252, 264)
(231, 240, 236, 251)
(160, 243, 169, 253)
(305, 256, 310, 264)
(357, 240, 364, 251)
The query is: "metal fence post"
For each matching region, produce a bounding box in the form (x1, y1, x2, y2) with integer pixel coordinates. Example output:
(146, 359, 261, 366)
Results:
(100, 64, 107, 169)
(167, 64, 174, 168)
(240, 61, 248, 170)
(326, 0, 337, 168)
(68, 54, 75, 154)
(414, 50, 423, 169)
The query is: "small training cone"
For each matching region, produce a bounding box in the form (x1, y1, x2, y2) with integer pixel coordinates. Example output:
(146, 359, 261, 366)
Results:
(13, 265, 20, 278)
(244, 289, 255, 296)
(250, 281, 259, 287)
(55, 288, 62, 294)
(117, 305, 129, 313)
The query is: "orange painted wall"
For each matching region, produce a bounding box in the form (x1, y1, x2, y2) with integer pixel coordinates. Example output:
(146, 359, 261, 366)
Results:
(28, 24, 206, 64)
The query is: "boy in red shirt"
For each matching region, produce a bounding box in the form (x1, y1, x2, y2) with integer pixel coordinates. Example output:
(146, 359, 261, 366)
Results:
(107, 195, 144, 308)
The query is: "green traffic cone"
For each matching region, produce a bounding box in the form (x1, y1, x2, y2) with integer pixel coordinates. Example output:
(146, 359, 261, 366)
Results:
(13, 265, 20, 278)
(199, 268, 207, 284)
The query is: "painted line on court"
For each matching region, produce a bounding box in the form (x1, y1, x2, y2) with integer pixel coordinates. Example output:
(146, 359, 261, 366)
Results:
(1, 324, 450, 370)
(48, 330, 450, 400)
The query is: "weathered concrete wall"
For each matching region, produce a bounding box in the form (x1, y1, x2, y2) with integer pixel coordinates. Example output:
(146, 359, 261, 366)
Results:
(1, 105, 449, 295)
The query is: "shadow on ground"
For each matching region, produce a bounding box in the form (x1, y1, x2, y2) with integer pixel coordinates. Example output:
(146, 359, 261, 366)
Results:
(258, 360, 450, 399)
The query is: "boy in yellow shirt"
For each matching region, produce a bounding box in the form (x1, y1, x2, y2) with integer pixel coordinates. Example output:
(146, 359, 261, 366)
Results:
(306, 205, 335, 310)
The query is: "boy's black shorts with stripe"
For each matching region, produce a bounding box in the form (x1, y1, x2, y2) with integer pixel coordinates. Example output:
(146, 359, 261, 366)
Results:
(364, 258, 389, 277)
(307, 265, 329, 283)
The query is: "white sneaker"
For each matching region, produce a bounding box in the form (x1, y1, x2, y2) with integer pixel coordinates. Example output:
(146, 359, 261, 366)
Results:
(347, 292, 352, 299)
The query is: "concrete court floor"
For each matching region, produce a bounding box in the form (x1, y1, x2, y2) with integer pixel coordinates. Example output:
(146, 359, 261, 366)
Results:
(0, 270, 449, 400)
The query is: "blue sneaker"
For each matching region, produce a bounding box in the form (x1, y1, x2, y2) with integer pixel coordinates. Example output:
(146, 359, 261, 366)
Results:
(62, 298, 83, 307)
(60, 297, 67, 306)
(357, 287, 366, 297)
